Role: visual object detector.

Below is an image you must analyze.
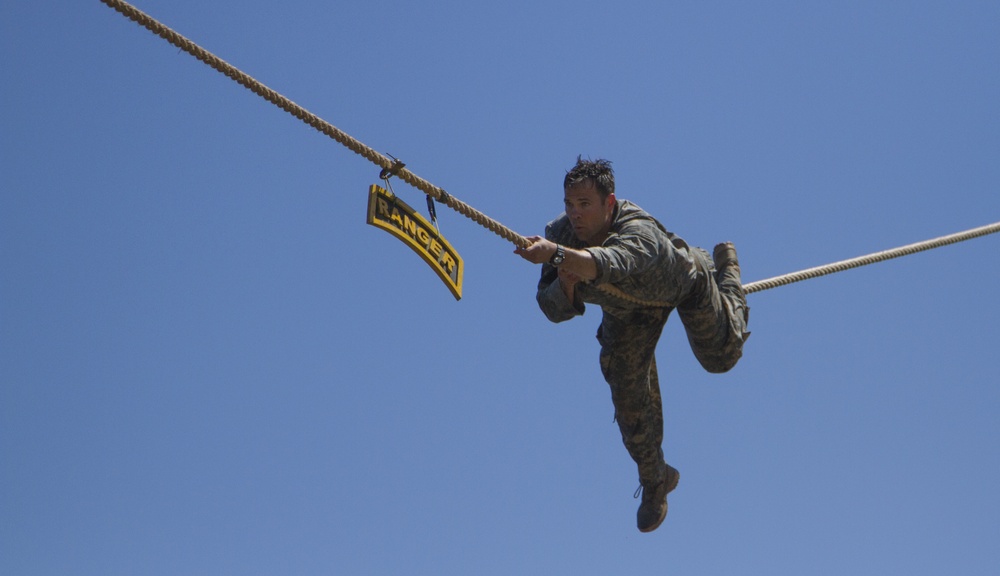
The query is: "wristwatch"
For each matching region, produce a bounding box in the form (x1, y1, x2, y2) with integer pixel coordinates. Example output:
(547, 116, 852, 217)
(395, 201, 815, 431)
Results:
(549, 244, 566, 266)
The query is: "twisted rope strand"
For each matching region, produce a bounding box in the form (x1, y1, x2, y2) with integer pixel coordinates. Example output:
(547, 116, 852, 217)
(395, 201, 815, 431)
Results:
(98, 0, 529, 249)
(100, 0, 998, 304)
(742, 221, 1000, 294)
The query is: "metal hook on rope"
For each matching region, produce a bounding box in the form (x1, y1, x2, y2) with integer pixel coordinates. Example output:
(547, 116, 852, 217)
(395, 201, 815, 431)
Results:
(378, 155, 406, 181)
(379, 154, 441, 231)
(378, 154, 405, 198)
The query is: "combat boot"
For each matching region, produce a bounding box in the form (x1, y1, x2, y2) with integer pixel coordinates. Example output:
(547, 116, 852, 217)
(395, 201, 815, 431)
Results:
(636, 461, 680, 533)
(712, 242, 742, 293)
(713, 242, 750, 337)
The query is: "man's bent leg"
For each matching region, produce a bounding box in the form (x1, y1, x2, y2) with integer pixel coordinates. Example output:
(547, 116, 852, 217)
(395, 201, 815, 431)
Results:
(676, 245, 749, 373)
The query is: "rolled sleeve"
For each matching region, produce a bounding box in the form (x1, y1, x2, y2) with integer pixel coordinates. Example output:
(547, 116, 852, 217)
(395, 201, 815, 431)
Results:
(585, 229, 660, 285)
(536, 265, 584, 323)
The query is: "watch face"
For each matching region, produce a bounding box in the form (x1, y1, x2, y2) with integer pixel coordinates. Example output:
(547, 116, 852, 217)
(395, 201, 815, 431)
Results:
(551, 246, 565, 265)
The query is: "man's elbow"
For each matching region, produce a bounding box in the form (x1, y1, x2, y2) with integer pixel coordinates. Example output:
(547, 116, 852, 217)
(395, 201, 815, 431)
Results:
(542, 308, 573, 324)
(536, 297, 578, 324)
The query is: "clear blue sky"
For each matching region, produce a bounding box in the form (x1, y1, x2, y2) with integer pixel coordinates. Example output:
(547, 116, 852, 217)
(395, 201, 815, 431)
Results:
(3, 1, 999, 574)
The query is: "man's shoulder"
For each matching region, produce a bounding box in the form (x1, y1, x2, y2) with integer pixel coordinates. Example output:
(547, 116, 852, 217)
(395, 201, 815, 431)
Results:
(612, 200, 668, 234)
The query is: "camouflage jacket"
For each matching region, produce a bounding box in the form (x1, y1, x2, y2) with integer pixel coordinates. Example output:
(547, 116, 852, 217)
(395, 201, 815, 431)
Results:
(535, 200, 710, 321)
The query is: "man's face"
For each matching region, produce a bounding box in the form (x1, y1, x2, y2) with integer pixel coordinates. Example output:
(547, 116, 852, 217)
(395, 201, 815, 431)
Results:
(564, 182, 615, 245)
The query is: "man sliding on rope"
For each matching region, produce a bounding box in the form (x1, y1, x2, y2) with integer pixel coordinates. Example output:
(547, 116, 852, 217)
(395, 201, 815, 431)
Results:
(515, 157, 751, 533)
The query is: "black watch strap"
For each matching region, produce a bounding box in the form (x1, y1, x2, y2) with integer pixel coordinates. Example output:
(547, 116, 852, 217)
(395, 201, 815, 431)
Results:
(549, 244, 566, 266)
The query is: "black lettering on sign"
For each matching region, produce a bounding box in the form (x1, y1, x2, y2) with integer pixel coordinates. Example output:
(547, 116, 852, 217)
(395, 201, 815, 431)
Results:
(366, 184, 464, 300)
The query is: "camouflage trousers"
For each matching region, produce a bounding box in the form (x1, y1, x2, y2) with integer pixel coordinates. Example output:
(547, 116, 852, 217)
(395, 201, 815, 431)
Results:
(597, 251, 748, 486)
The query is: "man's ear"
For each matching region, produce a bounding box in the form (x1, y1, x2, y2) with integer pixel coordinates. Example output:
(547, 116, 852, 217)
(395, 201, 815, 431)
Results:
(606, 193, 616, 209)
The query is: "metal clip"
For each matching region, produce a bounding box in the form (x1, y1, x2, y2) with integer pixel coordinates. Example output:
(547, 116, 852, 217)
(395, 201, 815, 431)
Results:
(426, 195, 439, 232)
(378, 155, 406, 181)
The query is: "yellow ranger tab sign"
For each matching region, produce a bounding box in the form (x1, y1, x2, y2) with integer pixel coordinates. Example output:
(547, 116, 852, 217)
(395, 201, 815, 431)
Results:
(366, 184, 464, 300)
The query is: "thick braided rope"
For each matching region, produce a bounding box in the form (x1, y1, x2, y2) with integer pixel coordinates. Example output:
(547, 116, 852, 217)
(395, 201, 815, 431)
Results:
(100, 0, 997, 306)
(743, 221, 1000, 294)
(98, 0, 527, 249)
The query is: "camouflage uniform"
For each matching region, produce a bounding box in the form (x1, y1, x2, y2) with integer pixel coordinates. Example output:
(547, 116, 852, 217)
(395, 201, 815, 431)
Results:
(534, 200, 749, 488)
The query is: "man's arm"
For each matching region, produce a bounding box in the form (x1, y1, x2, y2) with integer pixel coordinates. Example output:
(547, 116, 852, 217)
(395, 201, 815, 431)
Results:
(515, 236, 586, 323)
(514, 236, 598, 280)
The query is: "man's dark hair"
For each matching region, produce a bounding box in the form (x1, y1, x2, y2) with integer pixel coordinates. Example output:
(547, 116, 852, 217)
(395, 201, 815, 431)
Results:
(564, 156, 615, 198)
